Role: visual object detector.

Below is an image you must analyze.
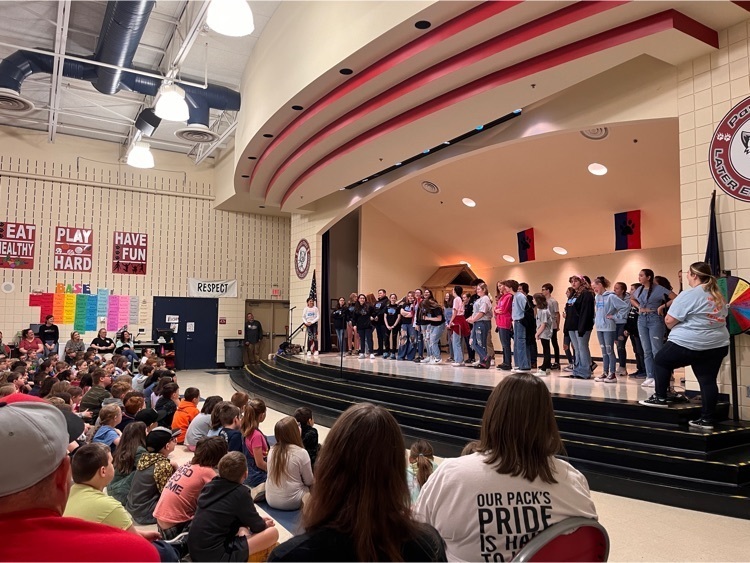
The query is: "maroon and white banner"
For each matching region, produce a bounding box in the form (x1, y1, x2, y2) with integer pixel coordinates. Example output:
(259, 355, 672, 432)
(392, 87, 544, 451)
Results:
(54, 226, 93, 272)
(0, 221, 36, 269)
(112, 231, 148, 275)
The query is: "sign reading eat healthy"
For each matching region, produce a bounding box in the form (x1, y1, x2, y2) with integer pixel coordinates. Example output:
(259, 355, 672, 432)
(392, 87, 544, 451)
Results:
(54, 226, 93, 272)
(112, 231, 148, 275)
(0, 221, 36, 269)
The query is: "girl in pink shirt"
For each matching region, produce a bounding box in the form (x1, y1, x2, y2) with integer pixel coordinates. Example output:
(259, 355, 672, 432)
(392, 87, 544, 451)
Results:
(495, 282, 514, 370)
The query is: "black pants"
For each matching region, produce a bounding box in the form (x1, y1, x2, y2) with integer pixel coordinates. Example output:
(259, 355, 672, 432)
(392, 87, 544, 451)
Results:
(375, 323, 388, 354)
(653, 341, 728, 422)
(387, 326, 399, 352)
(540, 338, 551, 370)
(630, 332, 645, 372)
(550, 329, 560, 365)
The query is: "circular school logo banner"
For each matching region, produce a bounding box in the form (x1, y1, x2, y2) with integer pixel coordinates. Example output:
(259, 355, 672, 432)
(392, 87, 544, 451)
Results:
(294, 239, 311, 279)
(709, 96, 750, 203)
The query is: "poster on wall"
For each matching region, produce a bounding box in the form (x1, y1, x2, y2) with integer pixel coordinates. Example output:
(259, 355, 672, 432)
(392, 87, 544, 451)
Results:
(187, 278, 237, 298)
(112, 231, 148, 275)
(54, 226, 93, 272)
(0, 221, 36, 269)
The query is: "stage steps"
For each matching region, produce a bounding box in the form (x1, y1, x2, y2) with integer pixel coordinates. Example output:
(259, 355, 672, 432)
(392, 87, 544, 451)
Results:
(230, 355, 750, 519)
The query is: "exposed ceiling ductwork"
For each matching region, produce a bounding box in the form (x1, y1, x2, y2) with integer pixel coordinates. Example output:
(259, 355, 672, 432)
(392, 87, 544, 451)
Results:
(0, 0, 241, 143)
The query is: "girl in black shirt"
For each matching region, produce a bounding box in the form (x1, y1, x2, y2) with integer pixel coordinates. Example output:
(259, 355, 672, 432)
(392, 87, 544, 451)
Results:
(352, 294, 374, 359)
(384, 294, 401, 360)
(331, 297, 348, 354)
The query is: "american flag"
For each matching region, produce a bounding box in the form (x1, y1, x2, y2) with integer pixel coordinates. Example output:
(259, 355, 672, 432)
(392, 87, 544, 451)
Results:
(308, 270, 317, 302)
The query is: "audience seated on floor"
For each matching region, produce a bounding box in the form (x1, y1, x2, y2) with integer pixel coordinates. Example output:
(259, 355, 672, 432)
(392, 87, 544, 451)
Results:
(242, 398, 269, 487)
(0, 394, 159, 562)
(188, 451, 280, 562)
(154, 436, 228, 540)
(269, 403, 447, 562)
(79, 368, 112, 420)
(126, 426, 179, 525)
(212, 402, 243, 452)
(172, 386, 201, 444)
(414, 373, 597, 562)
(185, 395, 223, 452)
(154, 382, 180, 428)
(108, 422, 148, 505)
(407, 439, 437, 505)
(293, 406, 320, 468)
(117, 391, 146, 430)
(92, 403, 123, 454)
(266, 416, 314, 511)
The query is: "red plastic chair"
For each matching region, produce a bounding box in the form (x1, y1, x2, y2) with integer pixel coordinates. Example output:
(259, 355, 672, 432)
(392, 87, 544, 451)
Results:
(512, 517, 609, 562)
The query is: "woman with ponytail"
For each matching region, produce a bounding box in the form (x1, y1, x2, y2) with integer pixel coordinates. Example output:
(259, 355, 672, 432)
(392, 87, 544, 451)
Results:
(640, 262, 729, 430)
(407, 440, 438, 504)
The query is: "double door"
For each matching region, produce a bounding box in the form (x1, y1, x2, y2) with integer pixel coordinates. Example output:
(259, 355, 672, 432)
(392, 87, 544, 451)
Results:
(152, 297, 218, 370)
(245, 300, 290, 360)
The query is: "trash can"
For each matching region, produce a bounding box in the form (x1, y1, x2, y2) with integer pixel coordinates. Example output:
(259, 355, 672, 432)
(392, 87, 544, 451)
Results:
(224, 338, 244, 368)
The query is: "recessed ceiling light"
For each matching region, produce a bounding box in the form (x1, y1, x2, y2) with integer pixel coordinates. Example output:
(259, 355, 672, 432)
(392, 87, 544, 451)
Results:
(415, 20, 431, 29)
(263, 133, 273, 138)
(502, 255, 516, 263)
(291, 105, 303, 111)
(459, 260, 471, 268)
(241, 174, 249, 178)
(395, 162, 402, 166)
(588, 162, 607, 175)
(475, 125, 484, 131)
(462, 197, 476, 208)
(553, 246, 568, 255)
(422, 149, 430, 154)
(339, 188, 346, 191)
(362, 178, 369, 182)
(247, 156, 257, 160)
(339, 68, 353, 75)
(443, 141, 450, 145)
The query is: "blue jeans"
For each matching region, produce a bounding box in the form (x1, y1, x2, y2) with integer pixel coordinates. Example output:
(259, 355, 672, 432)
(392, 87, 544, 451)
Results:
(638, 313, 666, 379)
(121, 348, 139, 366)
(597, 330, 616, 375)
(512, 320, 530, 370)
(43, 342, 59, 358)
(429, 324, 444, 359)
(498, 328, 512, 367)
(471, 321, 490, 363)
(398, 324, 416, 360)
(451, 330, 464, 364)
(615, 323, 627, 368)
(569, 330, 592, 379)
(335, 328, 345, 353)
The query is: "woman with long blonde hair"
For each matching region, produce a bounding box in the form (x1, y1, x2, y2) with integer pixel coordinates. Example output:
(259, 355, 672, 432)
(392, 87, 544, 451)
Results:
(266, 416, 314, 511)
(640, 262, 729, 430)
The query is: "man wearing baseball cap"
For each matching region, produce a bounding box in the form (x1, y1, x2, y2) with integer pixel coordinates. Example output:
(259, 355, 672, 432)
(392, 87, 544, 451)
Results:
(0, 393, 159, 561)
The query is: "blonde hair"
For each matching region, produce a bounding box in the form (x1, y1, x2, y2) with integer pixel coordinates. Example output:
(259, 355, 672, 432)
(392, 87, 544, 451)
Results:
(690, 262, 725, 308)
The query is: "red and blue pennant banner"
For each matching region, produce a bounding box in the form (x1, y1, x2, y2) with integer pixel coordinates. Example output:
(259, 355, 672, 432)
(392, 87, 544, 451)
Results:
(614, 210, 641, 251)
(517, 228, 535, 263)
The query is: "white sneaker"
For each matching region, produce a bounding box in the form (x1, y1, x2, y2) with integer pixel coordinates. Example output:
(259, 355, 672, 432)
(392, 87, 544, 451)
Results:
(533, 369, 548, 377)
(451, 362, 462, 367)
(641, 378, 655, 387)
(306, 351, 311, 356)
(313, 351, 319, 357)
(358, 353, 364, 359)
(431, 358, 441, 364)
(369, 354, 375, 359)
(511, 368, 530, 374)
(471, 361, 480, 367)
(421, 358, 431, 363)
(594, 374, 608, 382)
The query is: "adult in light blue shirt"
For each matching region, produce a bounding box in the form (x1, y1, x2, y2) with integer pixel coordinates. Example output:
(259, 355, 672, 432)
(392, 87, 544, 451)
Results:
(508, 281, 530, 371)
(639, 262, 729, 431)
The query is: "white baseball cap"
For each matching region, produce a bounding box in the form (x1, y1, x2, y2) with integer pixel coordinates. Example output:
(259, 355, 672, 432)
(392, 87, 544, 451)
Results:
(0, 395, 69, 497)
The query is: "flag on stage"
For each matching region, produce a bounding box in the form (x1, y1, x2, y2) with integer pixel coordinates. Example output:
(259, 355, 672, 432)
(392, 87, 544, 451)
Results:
(704, 191, 721, 276)
(614, 210, 641, 251)
(517, 228, 535, 263)
(308, 270, 317, 302)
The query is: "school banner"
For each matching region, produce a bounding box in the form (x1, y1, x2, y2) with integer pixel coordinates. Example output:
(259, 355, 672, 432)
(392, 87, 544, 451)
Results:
(614, 210, 641, 251)
(516, 228, 535, 263)
(54, 226, 93, 272)
(112, 231, 148, 275)
(187, 278, 238, 298)
(0, 221, 36, 269)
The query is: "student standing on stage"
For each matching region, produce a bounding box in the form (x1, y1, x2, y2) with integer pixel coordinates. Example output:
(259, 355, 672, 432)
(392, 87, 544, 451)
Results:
(331, 298, 348, 354)
(567, 275, 595, 380)
(533, 293, 552, 377)
(508, 280, 531, 373)
(495, 282, 513, 371)
(449, 286, 470, 367)
(592, 276, 619, 383)
(397, 292, 417, 361)
(541, 284, 561, 370)
(346, 293, 359, 356)
(384, 294, 401, 360)
(353, 294, 375, 359)
(373, 289, 389, 357)
(302, 298, 320, 357)
(612, 282, 632, 376)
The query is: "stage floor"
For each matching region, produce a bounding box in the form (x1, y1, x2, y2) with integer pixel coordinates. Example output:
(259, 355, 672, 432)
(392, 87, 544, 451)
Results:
(294, 353, 685, 403)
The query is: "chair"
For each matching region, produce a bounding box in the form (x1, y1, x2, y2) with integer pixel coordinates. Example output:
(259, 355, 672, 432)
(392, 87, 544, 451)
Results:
(512, 517, 609, 562)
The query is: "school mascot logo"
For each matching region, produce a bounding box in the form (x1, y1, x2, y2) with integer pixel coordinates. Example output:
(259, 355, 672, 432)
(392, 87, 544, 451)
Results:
(294, 239, 311, 279)
(709, 97, 750, 203)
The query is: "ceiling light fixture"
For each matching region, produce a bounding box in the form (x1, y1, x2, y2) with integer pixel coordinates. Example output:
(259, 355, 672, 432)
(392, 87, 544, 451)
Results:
(126, 141, 154, 169)
(154, 83, 189, 122)
(502, 255, 516, 263)
(553, 246, 568, 255)
(462, 197, 476, 208)
(206, 0, 255, 37)
(588, 162, 607, 176)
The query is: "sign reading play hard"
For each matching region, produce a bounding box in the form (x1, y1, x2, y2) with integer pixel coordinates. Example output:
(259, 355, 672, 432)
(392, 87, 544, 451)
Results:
(0, 221, 36, 269)
(113, 231, 148, 275)
(54, 226, 93, 272)
(710, 96, 750, 203)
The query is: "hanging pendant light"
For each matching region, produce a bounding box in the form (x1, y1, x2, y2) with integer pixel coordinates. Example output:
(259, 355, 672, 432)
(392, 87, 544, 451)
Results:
(154, 83, 189, 122)
(127, 141, 155, 169)
(207, 0, 255, 37)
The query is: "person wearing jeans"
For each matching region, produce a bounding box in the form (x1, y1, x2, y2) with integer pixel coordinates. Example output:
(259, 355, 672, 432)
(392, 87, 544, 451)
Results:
(467, 283, 493, 369)
(449, 286, 470, 367)
(397, 293, 416, 361)
(592, 277, 619, 383)
(640, 262, 729, 430)
(566, 275, 595, 379)
(506, 280, 530, 372)
(541, 284, 561, 369)
(494, 282, 513, 370)
(631, 269, 677, 388)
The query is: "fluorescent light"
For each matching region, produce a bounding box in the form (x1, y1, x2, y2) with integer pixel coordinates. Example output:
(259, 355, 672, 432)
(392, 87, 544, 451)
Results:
(502, 255, 516, 263)
(553, 246, 568, 255)
(126, 142, 154, 169)
(459, 260, 471, 268)
(207, 0, 255, 37)
(462, 197, 476, 208)
(154, 84, 189, 122)
(588, 162, 607, 176)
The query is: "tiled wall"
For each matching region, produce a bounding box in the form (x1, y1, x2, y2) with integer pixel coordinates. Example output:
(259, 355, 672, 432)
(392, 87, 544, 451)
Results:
(677, 22, 750, 419)
(0, 129, 290, 363)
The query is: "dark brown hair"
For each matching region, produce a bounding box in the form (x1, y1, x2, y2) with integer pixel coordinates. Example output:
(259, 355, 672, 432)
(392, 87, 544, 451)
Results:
(122, 391, 145, 416)
(302, 403, 420, 561)
(230, 391, 249, 410)
(269, 416, 304, 486)
(192, 436, 228, 467)
(503, 279, 519, 292)
(408, 439, 435, 489)
(201, 395, 224, 415)
(71, 443, 110, 483)
(218, 451, 247, 483)
(478, 374, 564, 484)
(210, 401, 232, 431)
(112, 422, 147, 474)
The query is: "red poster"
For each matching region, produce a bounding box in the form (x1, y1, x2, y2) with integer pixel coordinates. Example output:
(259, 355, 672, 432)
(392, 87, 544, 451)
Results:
(54, 226, 93, 272)
(0, 221, 36, 269)
(112, 231, 148, 275)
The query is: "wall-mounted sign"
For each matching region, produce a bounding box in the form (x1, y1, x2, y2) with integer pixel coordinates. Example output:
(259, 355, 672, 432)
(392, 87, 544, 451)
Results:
(0, 221, 36, 270)
(294, 238, 310, 279)
(187, 278, 237, 298)
(54, 226, 93, 271)
(113, 231, 148, 275)
(710, 97, 750, 203)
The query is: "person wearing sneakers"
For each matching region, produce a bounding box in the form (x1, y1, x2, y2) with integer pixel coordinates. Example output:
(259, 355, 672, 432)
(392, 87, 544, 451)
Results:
(612, 282, 632, 376)
(467, 283, 493, 369)
(302, 298, 320, 357)
(533, 293, 552, 376)
(625, 283, 647, 378)
(593, 276, 620, 383)
(508, 280, 531, 373)
(640, 262, 729, 430)
(494, 282, 513, 371)
(384, 294, 401, 360)
(353, 294, 375, 359)
(541, 284, 561, 370)
(423, 293, 444, 364)
(562, 287, 577, 372)
(631, 269, 677, 388)
(449, 286, 470, 367)
(567, 275, 595, 380)
(373, 289, 390, 357)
